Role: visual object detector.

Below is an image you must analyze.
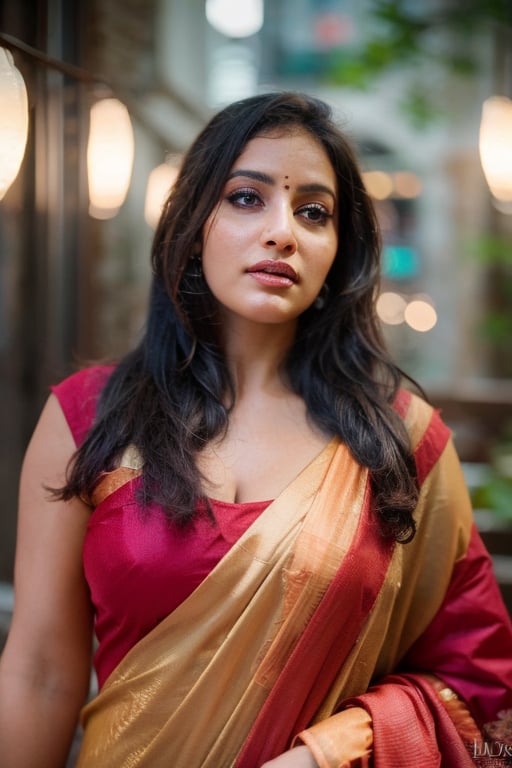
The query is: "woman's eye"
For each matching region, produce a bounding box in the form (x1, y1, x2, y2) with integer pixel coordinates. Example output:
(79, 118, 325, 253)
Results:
(298, 203, 331, 224)
(227, 188, 261, 208)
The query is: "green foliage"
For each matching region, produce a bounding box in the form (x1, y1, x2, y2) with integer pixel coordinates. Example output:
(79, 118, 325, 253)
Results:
(326, 0, 511, 125)
(471, 472, 512, 520)
(399, 85, 445, 127)
(373, 0, 511, 31)
(480, 311, 512, 344)
(471, 425, 512, 520)
(471, 422, 512, 522)
(465, 235, 512, 358)
(468, 234, 512, 267)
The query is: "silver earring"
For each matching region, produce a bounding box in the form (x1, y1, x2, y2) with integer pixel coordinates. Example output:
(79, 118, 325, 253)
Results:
(314, 283, 329, 310)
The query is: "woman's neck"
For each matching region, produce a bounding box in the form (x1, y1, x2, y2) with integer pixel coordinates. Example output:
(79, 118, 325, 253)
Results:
(221, 315, 298, 397)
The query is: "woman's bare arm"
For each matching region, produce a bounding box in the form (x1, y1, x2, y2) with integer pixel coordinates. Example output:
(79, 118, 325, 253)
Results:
(0, 394, 94, 768)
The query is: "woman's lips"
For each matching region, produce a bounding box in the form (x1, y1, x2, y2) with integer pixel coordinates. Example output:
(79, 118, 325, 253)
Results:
(246, 260, 298, 287)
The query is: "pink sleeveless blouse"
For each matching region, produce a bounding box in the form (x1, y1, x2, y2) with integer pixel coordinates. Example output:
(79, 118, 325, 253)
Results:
(51, 367, 270, 688)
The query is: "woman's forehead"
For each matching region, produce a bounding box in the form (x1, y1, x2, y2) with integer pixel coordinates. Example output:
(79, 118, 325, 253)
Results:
(229, 128, 335, 181)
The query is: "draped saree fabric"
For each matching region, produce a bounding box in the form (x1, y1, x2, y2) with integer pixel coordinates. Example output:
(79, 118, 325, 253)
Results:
(77, 435, 376, 766)
(62, 378, 512, 768)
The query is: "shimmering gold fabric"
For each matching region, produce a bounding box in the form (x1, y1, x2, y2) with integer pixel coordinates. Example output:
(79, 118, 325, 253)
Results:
(90, 444, 143, 506)
(77, 438, 370, 767)
(302, 436, 473, 729)
(91, 466, 141, 506)
(76, 395, 472, 768)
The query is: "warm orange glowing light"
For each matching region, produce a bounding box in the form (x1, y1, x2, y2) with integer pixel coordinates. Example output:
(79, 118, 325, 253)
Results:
(0, 48, 28, 201)
(362, 170, 393, 200)
(393, 171, 422, 199)
(87, 98, 134, 219)
(144, 162, 180, 229)
(404, 299, 437, 332)
(376, 291, 407, 325)
(479, 96, 512, 203)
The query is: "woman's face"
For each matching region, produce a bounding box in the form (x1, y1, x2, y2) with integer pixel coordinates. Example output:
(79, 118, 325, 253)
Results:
(201, 127, 338, 330)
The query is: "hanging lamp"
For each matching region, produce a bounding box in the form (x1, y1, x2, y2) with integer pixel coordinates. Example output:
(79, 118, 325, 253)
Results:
(0, 47, 29, 200)
(87, 97, 134, 219)
(144, 162, 180, 229)
(479, 95, 512, 204)
(205, 0, 263, 38)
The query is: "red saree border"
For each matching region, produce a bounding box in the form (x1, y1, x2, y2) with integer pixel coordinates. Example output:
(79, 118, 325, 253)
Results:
(394, 389, 451, 485)
(413, 407, 451, 486)
(235, 392, 451, 766)
(234, 483, 394, 766)
(345, 672, 477, 767)
(352, 673, 512, 766)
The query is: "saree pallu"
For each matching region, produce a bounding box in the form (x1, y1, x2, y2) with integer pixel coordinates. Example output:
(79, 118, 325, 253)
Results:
(76, 392, 512, 768)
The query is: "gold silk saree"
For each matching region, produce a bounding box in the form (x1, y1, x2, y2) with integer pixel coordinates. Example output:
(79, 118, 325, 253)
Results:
(75, 392, 512, 768)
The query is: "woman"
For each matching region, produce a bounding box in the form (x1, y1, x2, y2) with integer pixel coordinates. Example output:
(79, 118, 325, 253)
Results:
(0, 92, 511, 768)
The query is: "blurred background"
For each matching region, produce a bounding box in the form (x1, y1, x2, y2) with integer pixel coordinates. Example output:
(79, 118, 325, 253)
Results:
(1, 0, 511, 639)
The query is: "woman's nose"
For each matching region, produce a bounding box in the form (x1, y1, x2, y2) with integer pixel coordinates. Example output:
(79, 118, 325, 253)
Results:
(261, 204, 297, 254)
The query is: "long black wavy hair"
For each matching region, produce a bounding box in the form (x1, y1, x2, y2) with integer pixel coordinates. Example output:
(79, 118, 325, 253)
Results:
(57, 91, 420, 542)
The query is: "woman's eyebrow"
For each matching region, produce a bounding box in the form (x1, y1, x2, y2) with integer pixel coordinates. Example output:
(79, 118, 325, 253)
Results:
(227, 169, 274, 185)
(296, 183, 336, 202)
(228, 170, 336, 201)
